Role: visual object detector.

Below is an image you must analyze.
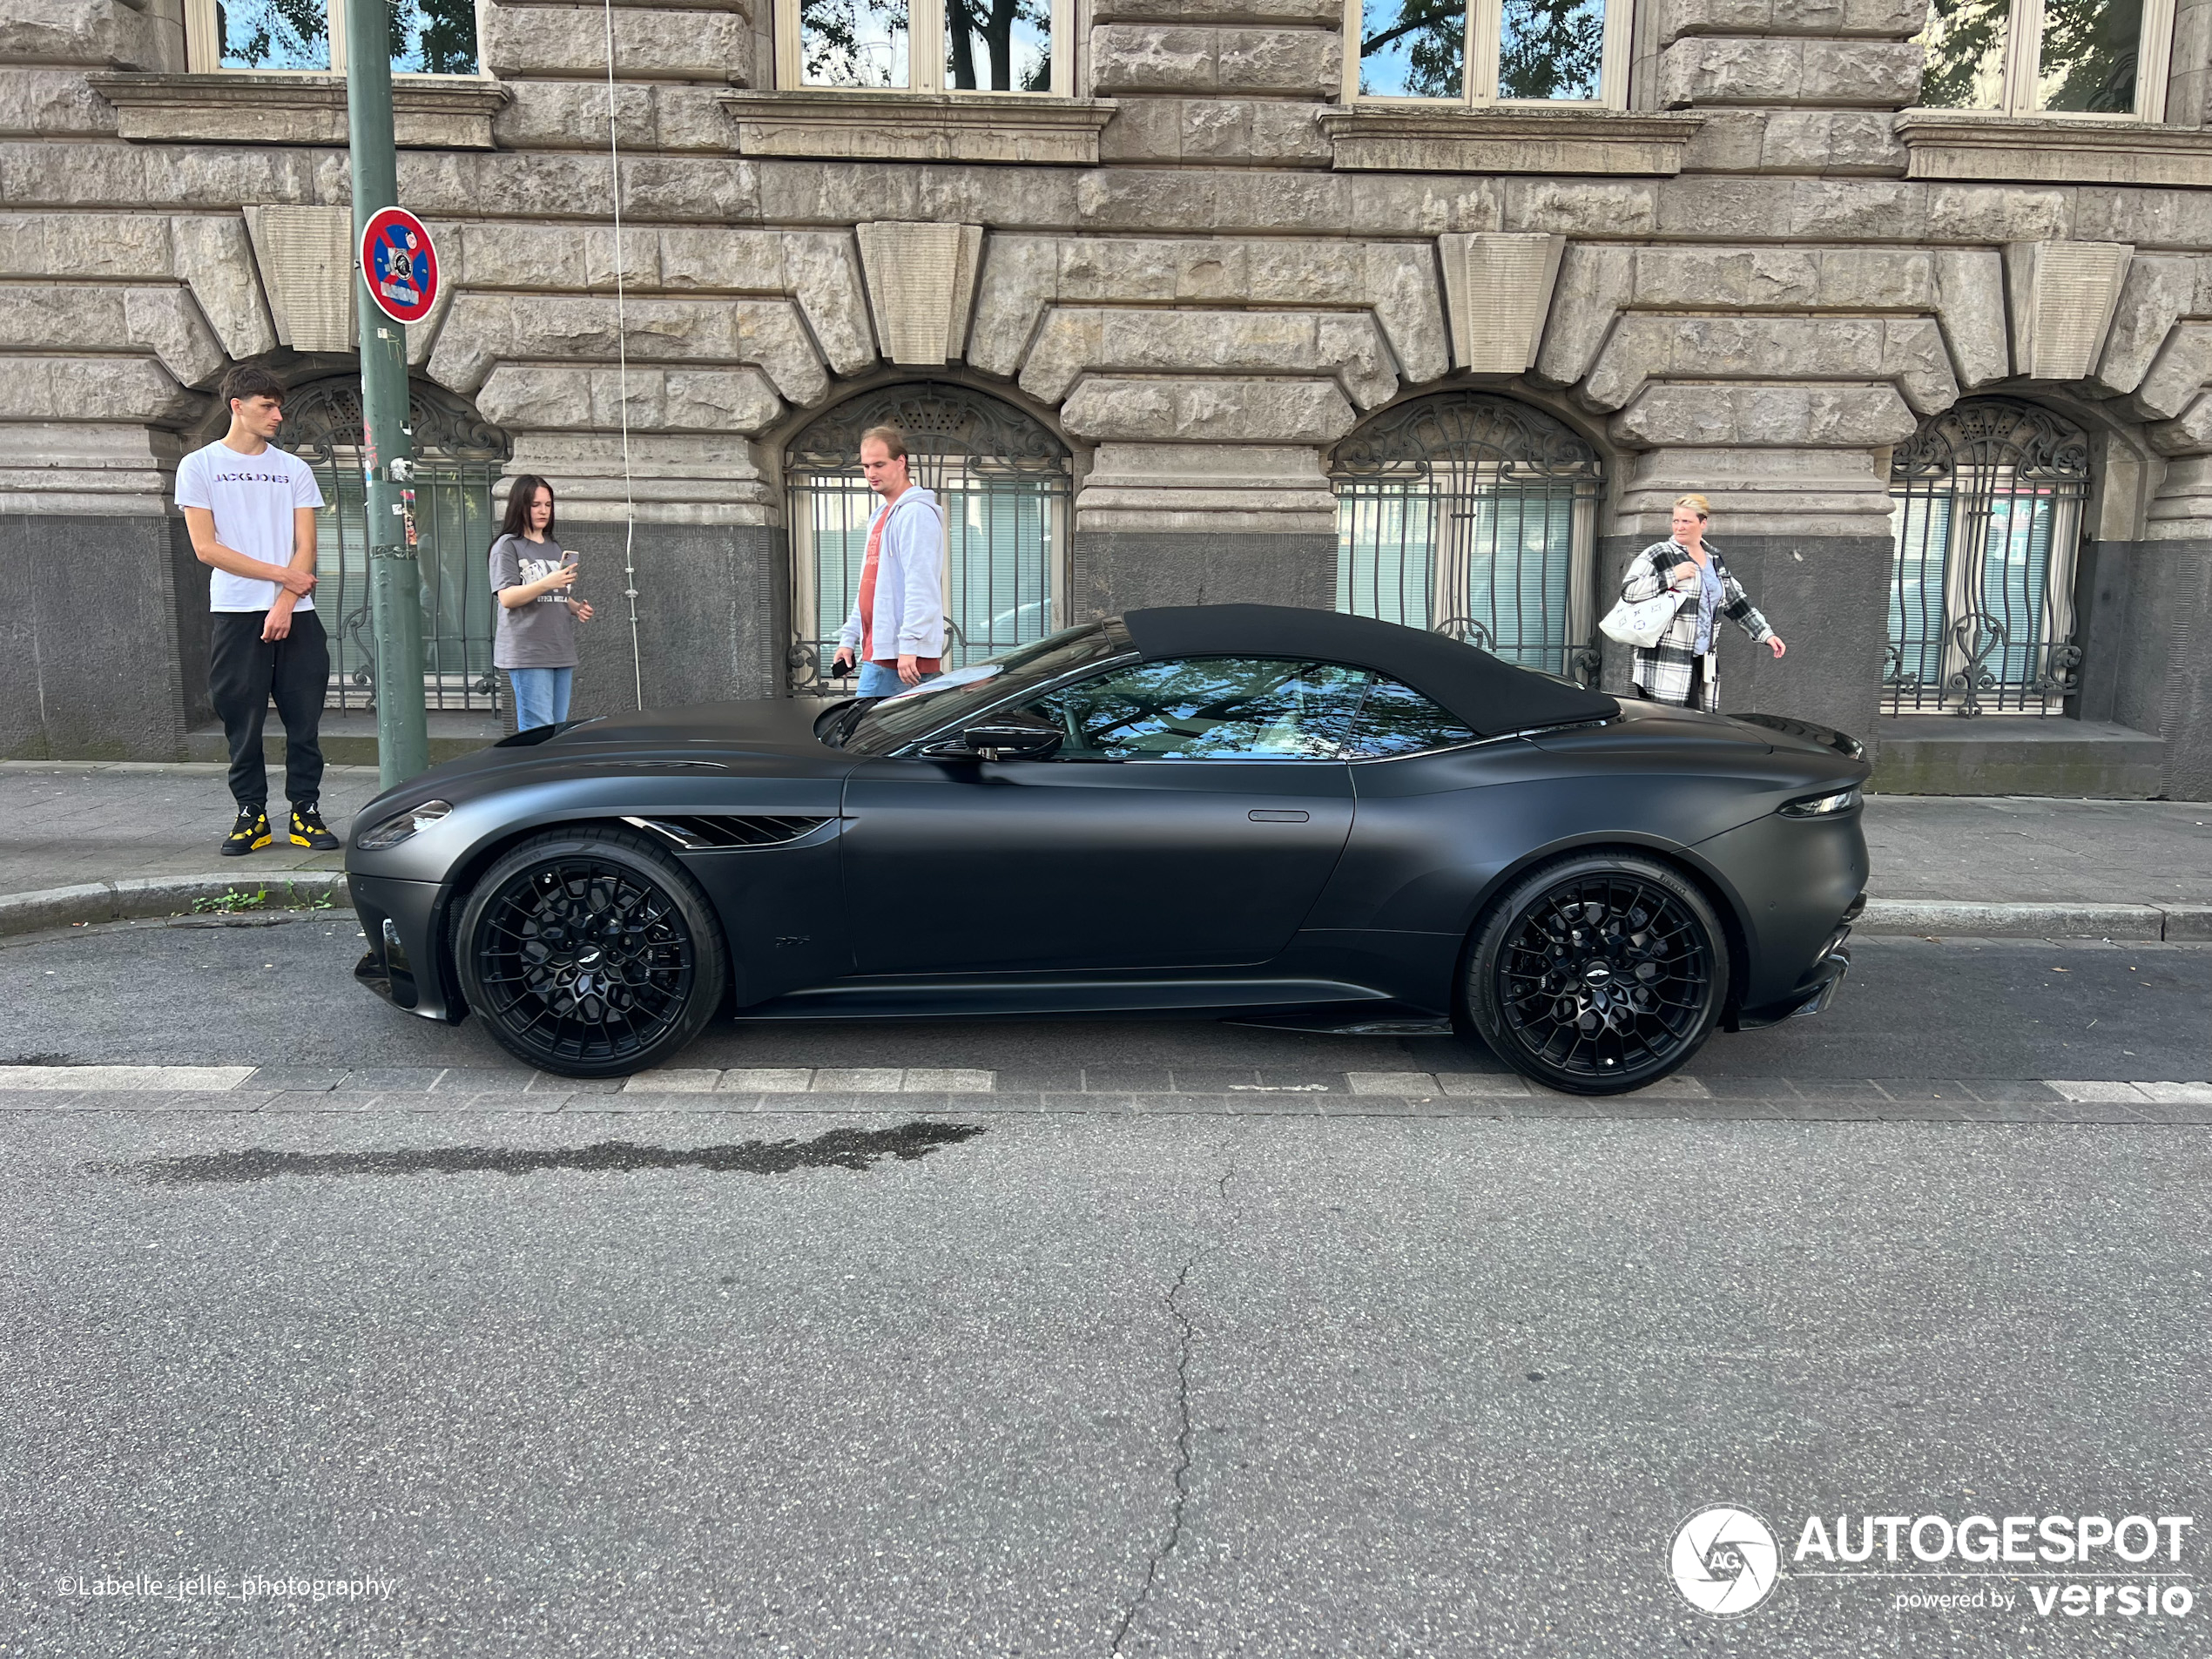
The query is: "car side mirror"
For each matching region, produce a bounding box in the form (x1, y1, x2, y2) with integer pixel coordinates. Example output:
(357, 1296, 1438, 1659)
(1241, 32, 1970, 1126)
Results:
(921, 711, 1063, 763)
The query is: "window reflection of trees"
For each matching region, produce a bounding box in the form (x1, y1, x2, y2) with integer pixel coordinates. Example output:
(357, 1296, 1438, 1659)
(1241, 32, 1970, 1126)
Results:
(2039, 0, 2141, 111)
(1358, 0, 1465, 97)
(1356, 0, 1607, 100)
(1031, 659, 1370, 761)
(799, 0, 1052, 91)
(213, 0, 477, 72)
(1498, 0, 1605, 98)
(800, 0, 912, 86)
(1914, 0, 2145, 114)
(945, 0, 1053, 90)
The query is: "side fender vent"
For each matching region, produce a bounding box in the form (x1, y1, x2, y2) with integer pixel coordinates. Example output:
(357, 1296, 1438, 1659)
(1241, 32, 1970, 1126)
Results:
(622, 814, 832, 850)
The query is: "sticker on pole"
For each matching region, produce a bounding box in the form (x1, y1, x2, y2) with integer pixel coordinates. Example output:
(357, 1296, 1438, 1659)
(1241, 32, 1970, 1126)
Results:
(359, 207, 439, 326)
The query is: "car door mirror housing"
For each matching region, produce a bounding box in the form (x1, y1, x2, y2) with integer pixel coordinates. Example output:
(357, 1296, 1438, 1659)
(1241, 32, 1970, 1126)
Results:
(921, 713, 1064, 762)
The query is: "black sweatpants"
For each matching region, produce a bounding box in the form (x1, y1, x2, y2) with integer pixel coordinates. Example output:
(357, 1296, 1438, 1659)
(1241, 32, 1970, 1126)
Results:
(209, 610, 328, 809)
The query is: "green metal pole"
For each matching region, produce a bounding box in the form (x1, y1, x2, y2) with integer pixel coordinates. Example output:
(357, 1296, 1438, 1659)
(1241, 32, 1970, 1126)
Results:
(345, 0, 429, 789)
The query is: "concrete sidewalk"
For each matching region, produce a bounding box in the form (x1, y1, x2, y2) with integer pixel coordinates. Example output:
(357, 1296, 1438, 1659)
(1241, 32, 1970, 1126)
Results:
(2, 759, 2208, 936)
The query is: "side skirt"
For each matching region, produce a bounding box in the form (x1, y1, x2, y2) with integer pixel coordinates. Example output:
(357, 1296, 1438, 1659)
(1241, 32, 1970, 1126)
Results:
(730, 976, 1399, 1022)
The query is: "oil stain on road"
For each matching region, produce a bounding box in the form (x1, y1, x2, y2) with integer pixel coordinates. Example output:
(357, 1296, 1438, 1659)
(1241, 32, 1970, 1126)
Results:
(115, 1120, 987, 1184)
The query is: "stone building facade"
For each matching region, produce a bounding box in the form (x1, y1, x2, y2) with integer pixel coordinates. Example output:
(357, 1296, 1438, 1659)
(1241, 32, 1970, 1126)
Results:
(4, 0, 2212, 795)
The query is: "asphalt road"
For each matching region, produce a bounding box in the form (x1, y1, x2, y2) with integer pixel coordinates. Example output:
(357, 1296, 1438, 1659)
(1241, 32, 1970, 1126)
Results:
(3, 922, 2209, 1656)
(3, 912, 2205, 1083)
(5, 1107, 2211, 1656)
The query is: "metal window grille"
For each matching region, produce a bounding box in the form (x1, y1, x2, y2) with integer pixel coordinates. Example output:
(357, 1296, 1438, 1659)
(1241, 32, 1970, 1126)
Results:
(277, 378, 512, 714)
(1885, 399, 2089, 717)
(785, 382, 1071, 695)
(1331, 392, 1605, 684)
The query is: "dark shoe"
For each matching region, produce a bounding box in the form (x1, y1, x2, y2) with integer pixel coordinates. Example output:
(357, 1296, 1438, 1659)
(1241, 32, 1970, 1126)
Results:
(222, 806, 271, 857)
(289, 800, 341, 851)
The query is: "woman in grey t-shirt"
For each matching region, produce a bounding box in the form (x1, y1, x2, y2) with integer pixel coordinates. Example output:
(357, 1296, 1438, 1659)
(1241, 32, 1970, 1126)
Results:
(491, 475, 594, 730)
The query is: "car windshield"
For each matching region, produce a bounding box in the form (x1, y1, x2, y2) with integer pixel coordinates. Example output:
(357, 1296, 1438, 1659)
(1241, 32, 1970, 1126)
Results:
(838, 625, 1126, 756)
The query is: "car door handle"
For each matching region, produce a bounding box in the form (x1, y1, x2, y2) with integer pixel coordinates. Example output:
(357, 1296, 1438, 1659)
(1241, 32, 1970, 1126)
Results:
(1249, 809, 1310, 823)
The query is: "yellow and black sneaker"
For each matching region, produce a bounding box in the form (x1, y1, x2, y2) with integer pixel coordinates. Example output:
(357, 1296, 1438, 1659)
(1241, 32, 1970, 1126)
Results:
(289, 800, 341, 851)
(221, 806, 271, 857)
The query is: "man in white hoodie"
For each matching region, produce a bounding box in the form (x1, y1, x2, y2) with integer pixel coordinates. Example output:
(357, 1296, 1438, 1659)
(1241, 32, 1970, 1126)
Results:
(831, 426, 947, 697)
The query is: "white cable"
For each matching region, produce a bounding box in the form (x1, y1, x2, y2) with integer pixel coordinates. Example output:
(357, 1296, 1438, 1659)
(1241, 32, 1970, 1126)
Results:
(604, 0, 644, 710)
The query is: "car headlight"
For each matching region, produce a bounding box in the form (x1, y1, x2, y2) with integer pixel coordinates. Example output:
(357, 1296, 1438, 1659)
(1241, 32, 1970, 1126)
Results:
(1778, 786, 1860, 818)
(355, 799, 453, 850)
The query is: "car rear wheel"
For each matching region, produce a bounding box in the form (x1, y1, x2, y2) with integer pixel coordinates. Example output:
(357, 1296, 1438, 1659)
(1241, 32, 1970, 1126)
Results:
(455, 826, 727, 1078)
(1464, 853, 1729, 1096)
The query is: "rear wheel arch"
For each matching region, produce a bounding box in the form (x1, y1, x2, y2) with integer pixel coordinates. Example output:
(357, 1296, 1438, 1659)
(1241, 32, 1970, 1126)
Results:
(1456, 845, 1742, 1093)
(1458, 838, 1753, 1019)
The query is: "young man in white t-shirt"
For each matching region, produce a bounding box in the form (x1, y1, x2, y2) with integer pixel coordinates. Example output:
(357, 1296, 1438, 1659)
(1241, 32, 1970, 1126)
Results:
(176, 366, 341, 855)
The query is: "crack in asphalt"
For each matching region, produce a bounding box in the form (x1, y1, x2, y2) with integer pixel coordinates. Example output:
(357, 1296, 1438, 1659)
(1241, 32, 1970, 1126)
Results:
(1112, 1252, 1199, 1655)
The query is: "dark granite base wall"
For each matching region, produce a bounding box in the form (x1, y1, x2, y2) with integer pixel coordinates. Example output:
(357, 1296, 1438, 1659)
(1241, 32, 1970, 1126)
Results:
(1597, 533, 1894, 753)
(1069, 530, 1337, 619)
(568, 523, 788, 719)
(2079, 537, 2212, 799)
(0, 513, 189, 760)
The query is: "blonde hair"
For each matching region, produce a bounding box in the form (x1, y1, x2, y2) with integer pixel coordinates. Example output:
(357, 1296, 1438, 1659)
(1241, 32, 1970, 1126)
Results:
(1673, 493, 1712, 519)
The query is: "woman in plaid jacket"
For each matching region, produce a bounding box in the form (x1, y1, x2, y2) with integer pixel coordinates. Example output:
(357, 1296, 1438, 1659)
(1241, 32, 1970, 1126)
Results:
(1621, 493, 1788, 711)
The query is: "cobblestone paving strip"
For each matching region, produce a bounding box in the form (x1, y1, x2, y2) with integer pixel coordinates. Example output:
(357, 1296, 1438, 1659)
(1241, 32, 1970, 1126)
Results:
(0, 1064, 257, 1090)
(8, 1085, 2212, 1125)
(0, 1066, 2205, 1110)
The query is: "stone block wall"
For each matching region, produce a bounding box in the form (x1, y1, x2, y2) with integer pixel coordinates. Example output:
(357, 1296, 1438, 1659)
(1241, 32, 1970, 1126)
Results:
(1091, 0, 1336, 165)
(0, 0, 2208, 786)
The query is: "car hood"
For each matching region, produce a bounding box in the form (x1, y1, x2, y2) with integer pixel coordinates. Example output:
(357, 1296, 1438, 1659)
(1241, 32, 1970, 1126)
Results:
(354, 698, 853, 826)
(534, 698, 839, 754)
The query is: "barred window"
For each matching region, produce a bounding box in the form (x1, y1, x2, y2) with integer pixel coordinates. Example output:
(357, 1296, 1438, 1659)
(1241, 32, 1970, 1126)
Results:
(1332, 393, 1605, 685)
(221, 376, 511, 715)
(785, 384, 1071, 697)
(1885, 398, 2089, 718)
(1914, 0, 2177, 118)
(1347, 0, 1630, 105)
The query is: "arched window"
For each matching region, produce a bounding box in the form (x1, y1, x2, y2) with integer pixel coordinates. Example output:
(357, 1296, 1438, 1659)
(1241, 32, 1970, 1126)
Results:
(274, 377, 511, 713)
(785, 382, 1071, 694)
(1331, 392, 1605, 684)
(1885, 399, 2089, 717)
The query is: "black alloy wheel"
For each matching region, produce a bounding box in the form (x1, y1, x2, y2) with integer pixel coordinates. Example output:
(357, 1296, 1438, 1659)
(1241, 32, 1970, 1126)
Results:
(455, 826, 727, 1078)
(1465, 853, 1729, 1096)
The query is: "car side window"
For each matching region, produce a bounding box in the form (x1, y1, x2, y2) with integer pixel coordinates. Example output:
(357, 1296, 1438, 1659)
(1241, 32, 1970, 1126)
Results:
(1027, 658, 1366, 760)
(1344, 674, 1480, 759)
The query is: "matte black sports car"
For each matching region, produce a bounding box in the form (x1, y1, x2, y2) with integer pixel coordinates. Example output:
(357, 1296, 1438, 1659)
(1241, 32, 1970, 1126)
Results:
(346, 604, 1869, 1094)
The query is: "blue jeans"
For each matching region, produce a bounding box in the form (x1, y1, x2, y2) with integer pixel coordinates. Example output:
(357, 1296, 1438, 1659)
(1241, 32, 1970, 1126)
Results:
(509, 665, 573, 730)
(857, 660, 934, 698)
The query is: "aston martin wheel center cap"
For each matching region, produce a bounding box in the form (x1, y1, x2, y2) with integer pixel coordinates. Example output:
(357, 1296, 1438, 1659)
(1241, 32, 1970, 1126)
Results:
(1581, 961, 1612, 984)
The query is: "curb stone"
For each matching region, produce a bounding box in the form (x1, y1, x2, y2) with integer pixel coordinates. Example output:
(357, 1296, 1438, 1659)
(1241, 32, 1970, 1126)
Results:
(1856, 900, 2209, 941)
(2, 879, 2206, 943)
(0, 872, 347, 935)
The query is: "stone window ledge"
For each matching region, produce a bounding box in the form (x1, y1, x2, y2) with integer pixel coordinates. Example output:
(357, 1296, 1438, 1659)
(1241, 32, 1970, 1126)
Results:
(718, 89, 1117, 165)
(1319, 105, 1703, 176)
(87, 72, 509, 150)
(1896, 111, 2212, 187)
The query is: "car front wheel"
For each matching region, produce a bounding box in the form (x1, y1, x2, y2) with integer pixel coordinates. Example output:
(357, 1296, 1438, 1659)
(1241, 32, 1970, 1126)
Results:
(455, 826, 727, 1078)
(1464, 853, 1729, 1096)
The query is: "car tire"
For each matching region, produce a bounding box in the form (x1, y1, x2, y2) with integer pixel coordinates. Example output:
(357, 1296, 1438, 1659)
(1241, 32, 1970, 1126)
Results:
(1463, 852, 1730, 1097)
(455, 825, 728, 1079)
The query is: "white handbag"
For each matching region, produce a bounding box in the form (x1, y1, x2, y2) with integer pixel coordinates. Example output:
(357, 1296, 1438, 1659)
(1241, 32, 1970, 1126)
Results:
(1599, 588, 1687, 650)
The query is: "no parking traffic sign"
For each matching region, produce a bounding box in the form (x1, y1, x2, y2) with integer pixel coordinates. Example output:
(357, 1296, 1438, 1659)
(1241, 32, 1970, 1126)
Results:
(359, 206, 439, 326)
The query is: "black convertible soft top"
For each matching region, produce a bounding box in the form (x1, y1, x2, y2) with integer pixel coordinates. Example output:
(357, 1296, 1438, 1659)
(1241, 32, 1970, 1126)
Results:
(1119, 604, 1620, 739)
